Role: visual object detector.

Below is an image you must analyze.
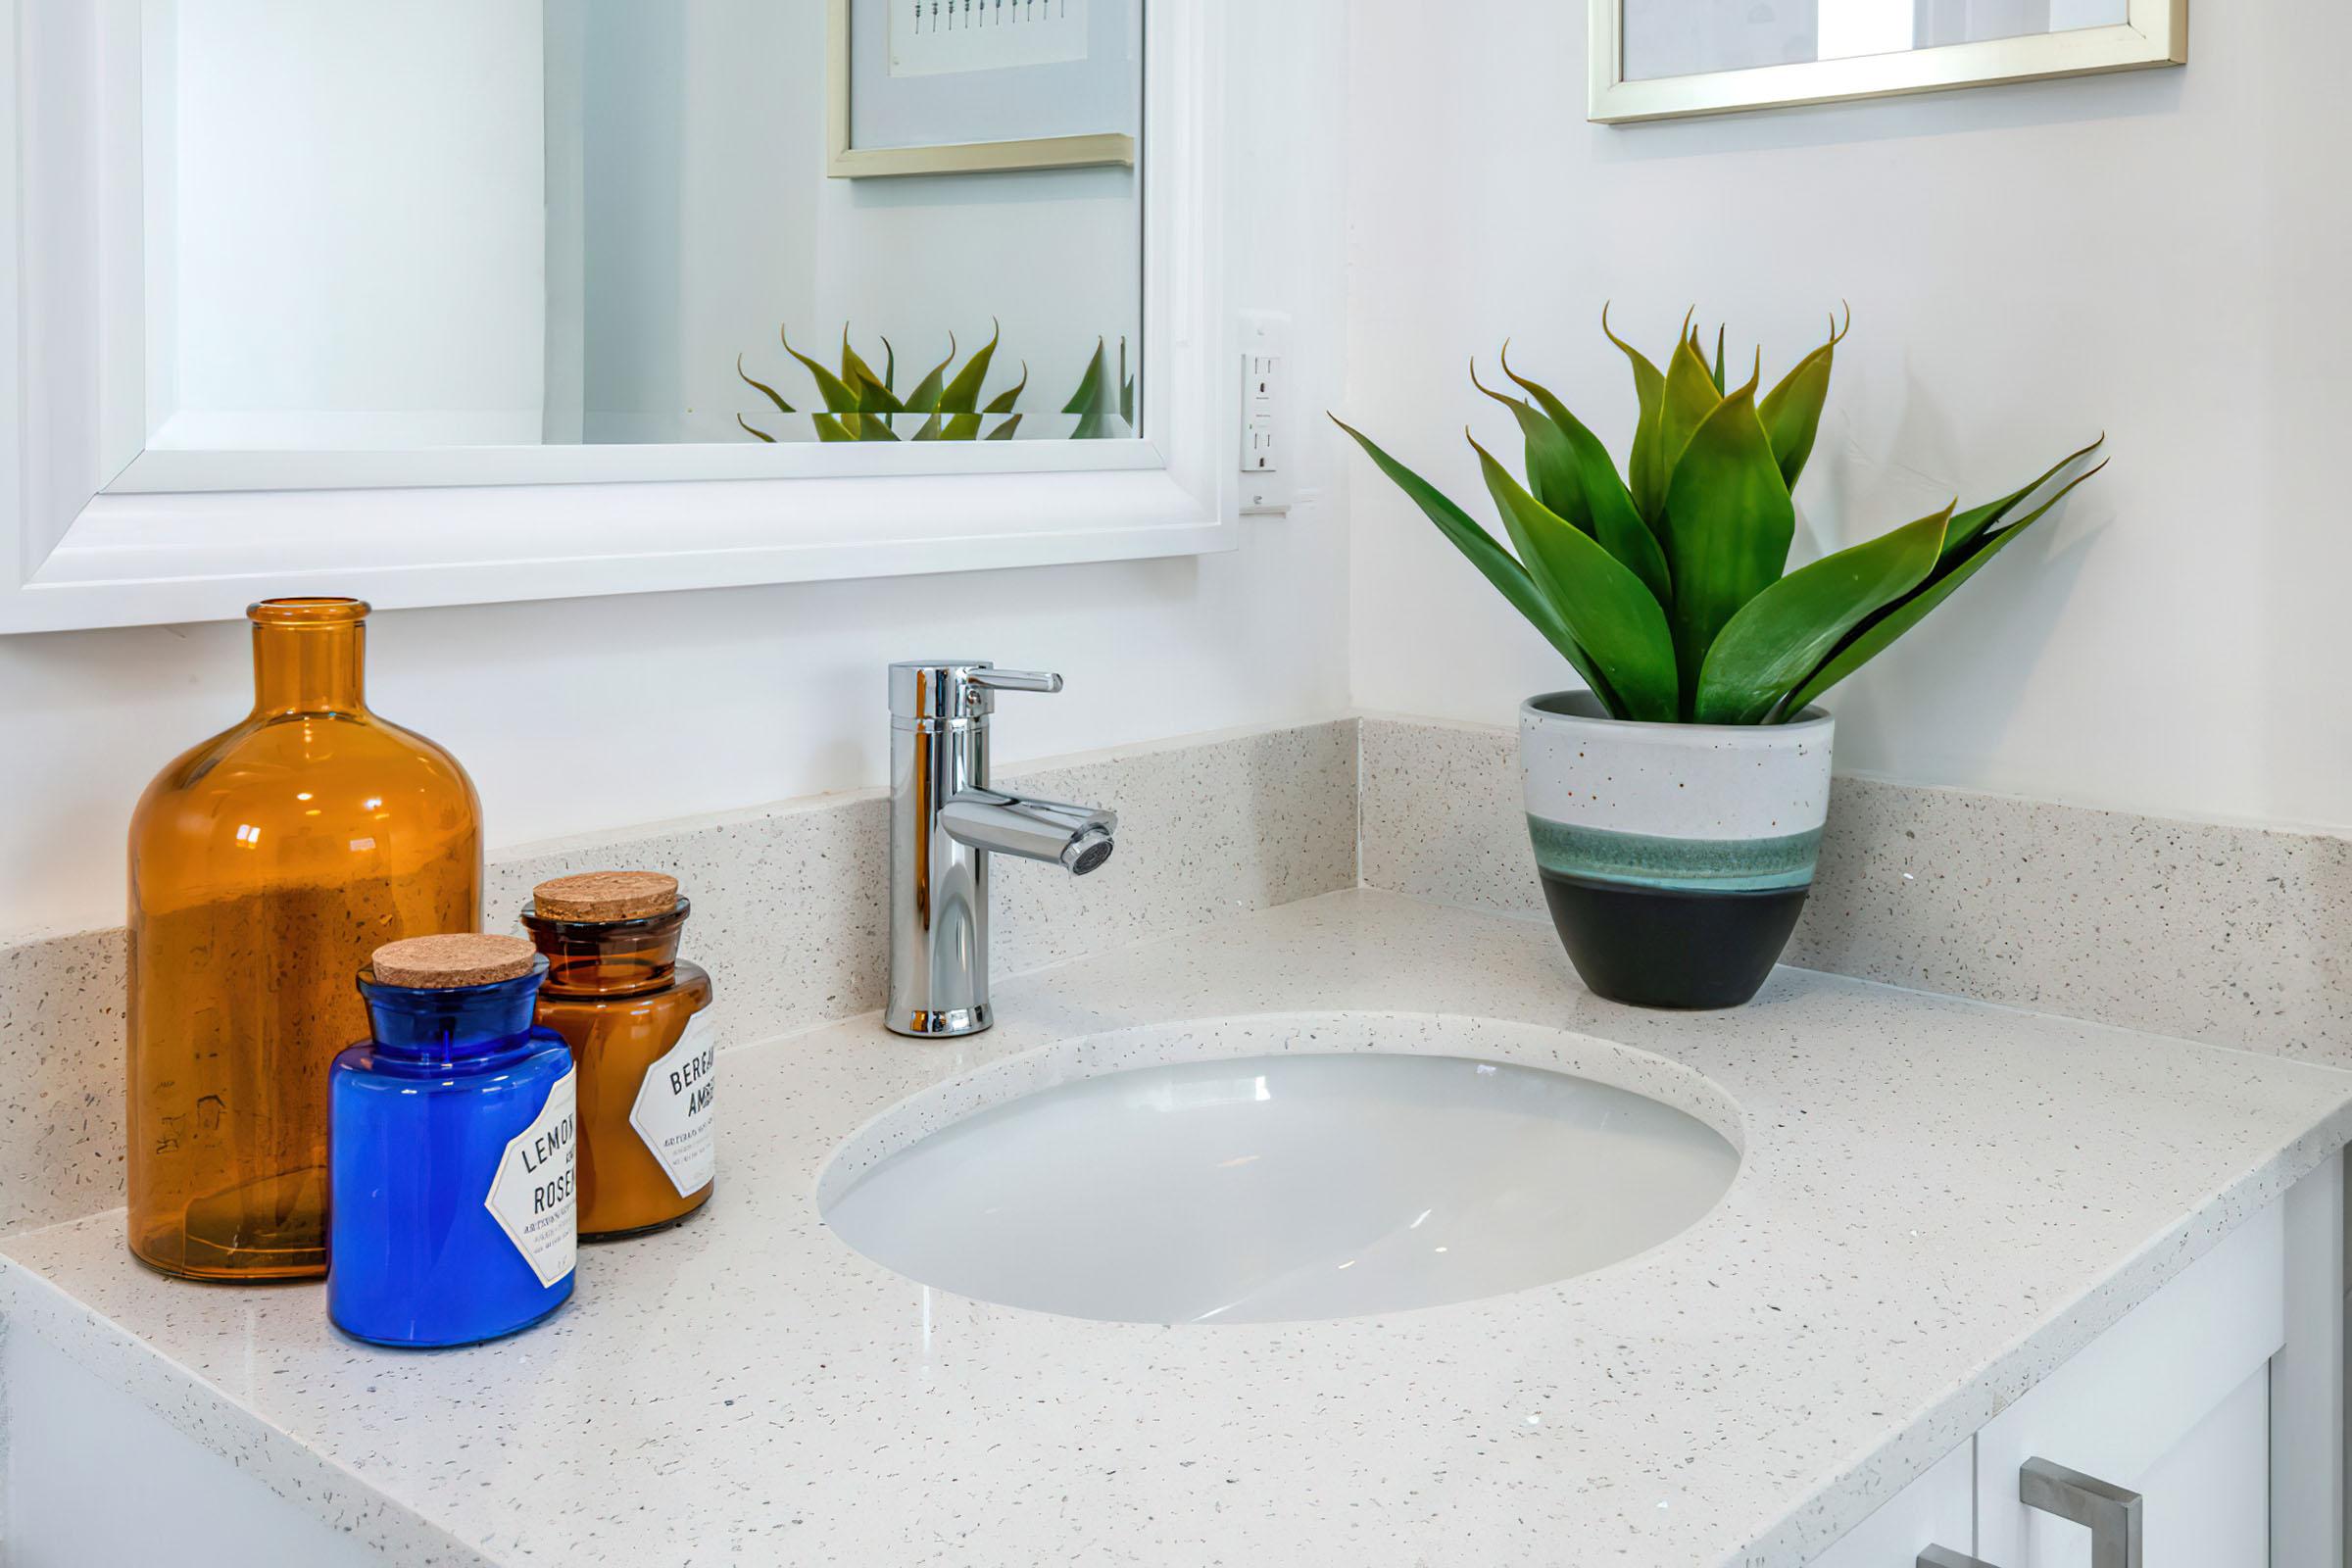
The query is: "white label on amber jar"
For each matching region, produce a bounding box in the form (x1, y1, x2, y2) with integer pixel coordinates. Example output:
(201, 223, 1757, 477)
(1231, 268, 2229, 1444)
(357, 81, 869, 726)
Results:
(630, 1011, 716, 1198)
(485, 1066, 577, 1288)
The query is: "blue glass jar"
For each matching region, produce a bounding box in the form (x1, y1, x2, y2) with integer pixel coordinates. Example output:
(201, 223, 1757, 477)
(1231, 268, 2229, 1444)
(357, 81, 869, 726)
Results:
(328, 938, 577, 1348)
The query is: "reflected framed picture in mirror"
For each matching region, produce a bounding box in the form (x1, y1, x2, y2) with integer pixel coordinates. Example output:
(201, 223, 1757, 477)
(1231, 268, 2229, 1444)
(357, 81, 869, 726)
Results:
(828, 0, 1140, 176)
(1589, 0, 2185, 122)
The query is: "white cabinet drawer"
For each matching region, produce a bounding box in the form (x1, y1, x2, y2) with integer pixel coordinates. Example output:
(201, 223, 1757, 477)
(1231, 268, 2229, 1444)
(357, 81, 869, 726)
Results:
(1973, 1200, 2284, 1568)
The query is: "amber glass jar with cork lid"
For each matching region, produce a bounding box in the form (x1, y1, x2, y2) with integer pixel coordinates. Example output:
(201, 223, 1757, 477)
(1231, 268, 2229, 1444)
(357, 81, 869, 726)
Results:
(521, 872, 714, 1238)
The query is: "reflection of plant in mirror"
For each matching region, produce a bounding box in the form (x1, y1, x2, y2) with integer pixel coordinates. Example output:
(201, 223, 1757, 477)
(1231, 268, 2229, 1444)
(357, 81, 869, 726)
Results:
(1333, 309, 2106, 724)
(1063, 336, 1137, 439)
(736, 325, 1134, 442)
(737, 322, 1029, 443)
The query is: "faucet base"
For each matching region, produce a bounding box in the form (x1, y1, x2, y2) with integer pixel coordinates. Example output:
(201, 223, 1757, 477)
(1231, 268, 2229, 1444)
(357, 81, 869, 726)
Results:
(887, 1003, 992, 1040)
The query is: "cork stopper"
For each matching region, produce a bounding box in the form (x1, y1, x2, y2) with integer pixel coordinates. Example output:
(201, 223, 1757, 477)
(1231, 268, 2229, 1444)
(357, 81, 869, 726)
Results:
(370, 933, 536, 990)
(531, 870, 681, 923)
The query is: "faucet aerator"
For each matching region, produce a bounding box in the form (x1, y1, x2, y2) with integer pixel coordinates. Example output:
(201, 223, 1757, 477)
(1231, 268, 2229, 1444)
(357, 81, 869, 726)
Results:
(1063, 829, 1115, 877)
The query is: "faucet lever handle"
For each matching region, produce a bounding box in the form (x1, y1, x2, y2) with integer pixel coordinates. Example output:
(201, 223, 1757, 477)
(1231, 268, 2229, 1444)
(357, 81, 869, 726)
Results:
(966, 667, 1062, 695)
(888, 661, 1062, 720)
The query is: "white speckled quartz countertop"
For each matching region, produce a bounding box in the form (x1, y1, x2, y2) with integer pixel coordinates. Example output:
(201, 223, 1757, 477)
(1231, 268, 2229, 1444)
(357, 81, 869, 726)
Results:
(7, 889, 2351, 1567)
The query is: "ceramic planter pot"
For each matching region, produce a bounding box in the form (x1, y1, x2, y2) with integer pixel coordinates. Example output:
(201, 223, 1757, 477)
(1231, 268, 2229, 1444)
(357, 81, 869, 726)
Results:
(1519, 692, 1833, 1009)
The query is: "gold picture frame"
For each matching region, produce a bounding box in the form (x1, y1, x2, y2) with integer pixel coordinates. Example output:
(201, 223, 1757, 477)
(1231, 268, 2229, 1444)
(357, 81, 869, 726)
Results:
(1590, 0, 2186, 124)
(826, 0, 1138, 177)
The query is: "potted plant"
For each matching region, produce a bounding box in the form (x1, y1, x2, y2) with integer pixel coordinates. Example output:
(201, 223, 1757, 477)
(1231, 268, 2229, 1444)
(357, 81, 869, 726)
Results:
(1335, 311, 2102, 1009)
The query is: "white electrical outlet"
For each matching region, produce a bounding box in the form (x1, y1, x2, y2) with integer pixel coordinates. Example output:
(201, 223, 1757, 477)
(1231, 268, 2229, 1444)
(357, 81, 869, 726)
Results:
(1239, 311, 1292, 514)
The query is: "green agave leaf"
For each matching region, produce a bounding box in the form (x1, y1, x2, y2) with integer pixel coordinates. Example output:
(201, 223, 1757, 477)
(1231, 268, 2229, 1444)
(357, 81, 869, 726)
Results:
(812, 413, 856, 442)
(1496, 349, 1673, 607)
(1331, 416, 1623, 715)
(1659, 374, 1795, 707)
(855, 410, 899, 440)
(941, 412, 983, 440)
(1062, 338, 1105, 415)
(985, 412, 1024, 440)
(783, 329, 860, 414)
(1939, 434, 2105, 564)
(849, 368, 902, 416)
(983, 362, 1028, 416)
(1470, 363, 1586, 529)
(840, 331, 902, 415)
(909, 413, 945, 440)
(1658, 322, 1725, 488)
(1065, 340, 1119, 438)
(1603, 305, 1670, 528)
(1782, 461, 2106, 714)
(1757, 306, 1847, 491)
(1120, 336, 1135, 426)
(902, 335, 956, 416)
(736, 415, 774, 443)
(938, 320, 1000, 414)
(839, 329, 883, 393)
(1693, 503, 1950, 724)
(737, 355, 795, 416)
(1472, 434, 1681, 722)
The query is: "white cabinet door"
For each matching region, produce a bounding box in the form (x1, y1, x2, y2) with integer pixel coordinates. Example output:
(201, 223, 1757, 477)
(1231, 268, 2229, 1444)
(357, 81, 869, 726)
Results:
(1810, 1438, 1975, 1568)
(1973, 1200, 2285, 1568)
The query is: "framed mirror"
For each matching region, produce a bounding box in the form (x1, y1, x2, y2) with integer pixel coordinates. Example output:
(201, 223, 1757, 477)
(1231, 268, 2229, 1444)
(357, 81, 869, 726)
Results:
(1590, 0, 2185, 123)
(1, 0, 1229, 632)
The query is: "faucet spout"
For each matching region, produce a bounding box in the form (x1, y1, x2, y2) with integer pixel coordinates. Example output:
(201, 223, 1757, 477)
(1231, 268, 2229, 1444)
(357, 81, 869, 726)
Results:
(941, 790, 1117, 875)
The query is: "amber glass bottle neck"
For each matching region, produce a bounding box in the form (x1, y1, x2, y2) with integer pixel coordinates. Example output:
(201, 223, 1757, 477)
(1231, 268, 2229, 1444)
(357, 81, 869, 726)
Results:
(251, 620, 368, 716)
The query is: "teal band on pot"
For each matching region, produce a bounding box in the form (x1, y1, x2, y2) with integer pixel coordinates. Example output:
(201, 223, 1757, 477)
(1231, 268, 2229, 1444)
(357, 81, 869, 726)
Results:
(1525, 816, 1821, 893)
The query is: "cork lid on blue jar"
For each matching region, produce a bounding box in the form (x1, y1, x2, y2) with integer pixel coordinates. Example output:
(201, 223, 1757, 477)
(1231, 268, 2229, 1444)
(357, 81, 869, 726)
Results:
(369, 933, 536, 990)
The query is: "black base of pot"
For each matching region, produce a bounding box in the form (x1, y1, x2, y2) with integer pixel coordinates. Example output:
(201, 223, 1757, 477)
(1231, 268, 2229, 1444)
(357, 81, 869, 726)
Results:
(1538, 870, 1810, 1010)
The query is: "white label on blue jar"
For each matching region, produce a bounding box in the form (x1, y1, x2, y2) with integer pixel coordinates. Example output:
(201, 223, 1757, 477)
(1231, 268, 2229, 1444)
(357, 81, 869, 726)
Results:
(485, 1066, 577, 1288)
(629, 1011, 716, 1198)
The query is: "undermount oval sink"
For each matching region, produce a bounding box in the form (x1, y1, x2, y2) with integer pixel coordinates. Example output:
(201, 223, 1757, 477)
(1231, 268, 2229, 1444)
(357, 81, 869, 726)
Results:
(818, 1014, 1741, 1325)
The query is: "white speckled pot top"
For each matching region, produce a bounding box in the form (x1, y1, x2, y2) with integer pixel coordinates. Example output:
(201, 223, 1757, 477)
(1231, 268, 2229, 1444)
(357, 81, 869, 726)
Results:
(4, 890, 2349, 1568)
(1521, 690, 1834, 841)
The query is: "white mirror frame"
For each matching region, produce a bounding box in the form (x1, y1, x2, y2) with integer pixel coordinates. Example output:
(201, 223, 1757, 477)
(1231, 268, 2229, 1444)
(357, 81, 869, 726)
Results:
(1589, 0, 2185, 124)
(0, 0, 1229, 633)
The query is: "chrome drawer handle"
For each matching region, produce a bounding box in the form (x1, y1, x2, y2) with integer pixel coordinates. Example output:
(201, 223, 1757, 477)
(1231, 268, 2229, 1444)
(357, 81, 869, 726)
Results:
(2021, 1456, 2143, 1568)
(1918, 1547, 1997, 1568)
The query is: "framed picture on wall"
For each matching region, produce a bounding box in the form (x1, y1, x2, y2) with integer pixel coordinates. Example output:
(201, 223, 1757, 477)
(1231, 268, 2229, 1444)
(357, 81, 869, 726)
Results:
(1589, 0, 2186, 123)
(827, 0, 1141, 177)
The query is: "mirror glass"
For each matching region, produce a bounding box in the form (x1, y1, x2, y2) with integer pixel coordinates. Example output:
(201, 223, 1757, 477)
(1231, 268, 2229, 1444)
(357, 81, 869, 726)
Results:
(141, 0, 1143, 451)
(1622, 0, 2131, 81)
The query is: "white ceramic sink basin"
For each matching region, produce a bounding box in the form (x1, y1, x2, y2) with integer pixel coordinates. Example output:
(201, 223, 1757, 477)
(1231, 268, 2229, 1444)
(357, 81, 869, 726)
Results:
(820, 1016, 1740, 1324)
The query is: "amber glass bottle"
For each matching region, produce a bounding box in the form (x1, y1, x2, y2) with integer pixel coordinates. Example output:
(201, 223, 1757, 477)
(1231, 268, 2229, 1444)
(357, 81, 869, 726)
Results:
(523, 873, 714, 1239)
(126, 599, 481, 1280)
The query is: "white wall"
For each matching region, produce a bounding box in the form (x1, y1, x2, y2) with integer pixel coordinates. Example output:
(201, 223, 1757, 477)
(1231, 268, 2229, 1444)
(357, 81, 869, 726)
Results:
(0, 2, 1348, 941)
(152, 0, 548, 449)
(1344, 0, 2352, 832)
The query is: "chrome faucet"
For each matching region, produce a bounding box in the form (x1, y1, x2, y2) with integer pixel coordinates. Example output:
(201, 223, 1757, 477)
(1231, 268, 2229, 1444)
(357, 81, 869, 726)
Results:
(887, 661, 1117, 1038)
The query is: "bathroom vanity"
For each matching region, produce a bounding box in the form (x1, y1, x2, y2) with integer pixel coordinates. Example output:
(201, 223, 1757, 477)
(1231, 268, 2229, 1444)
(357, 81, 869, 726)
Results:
(5, 890, 2343, 1567)
(0, 0, 2340, 1559)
